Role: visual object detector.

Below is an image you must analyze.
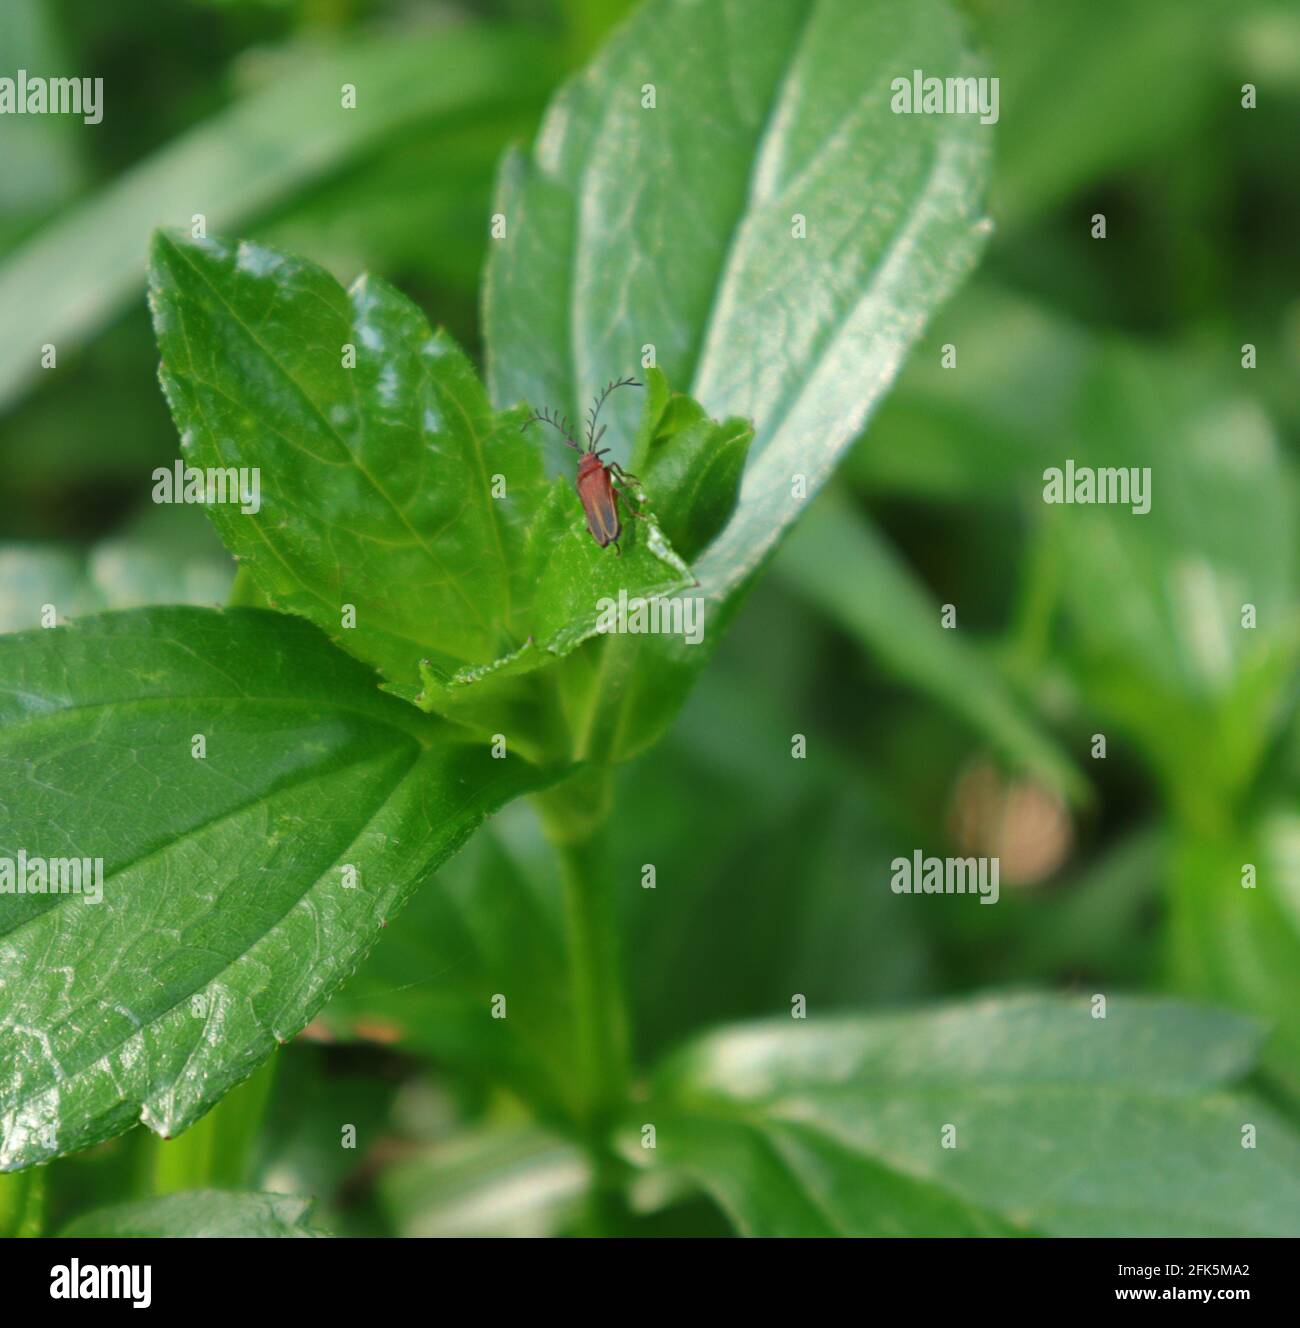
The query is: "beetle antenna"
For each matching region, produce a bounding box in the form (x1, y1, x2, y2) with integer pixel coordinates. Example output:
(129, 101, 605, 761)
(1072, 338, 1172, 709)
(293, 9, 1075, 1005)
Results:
(584, 376, 641, 451)
(522, 405, 582, 452)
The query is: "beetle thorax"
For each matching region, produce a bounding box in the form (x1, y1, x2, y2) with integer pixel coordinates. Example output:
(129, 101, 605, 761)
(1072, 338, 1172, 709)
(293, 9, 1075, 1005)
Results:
(577, 452, 606, 479)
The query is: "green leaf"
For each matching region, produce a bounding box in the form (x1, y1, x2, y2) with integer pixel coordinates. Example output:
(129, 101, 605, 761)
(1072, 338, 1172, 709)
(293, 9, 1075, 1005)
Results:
(486, 0, 991, 758)
(0, 547, 99, 631)
(981, 0, 1234, 225)
(60, 1189, 322, 1238)
(629, 369, 753, 563)
(0, 507, 235, 632)
(0, 606, 548, 1170)
(148, 231, 691, 706)
(319, 804, 576, 1120)
(511, 463, 693, 662)
(0, 26, 561, 413)
(1171, 815, 1300, 1107)
(634, 994, 1300, 1236)
(148, 230, 539, 679)
(142, 1057, 277, 1196)
(1046, 344, 1297, 815)
(380, 1123, 588, 1237)
(0, 0, 83, 225)
(776, 489, 1085, 800)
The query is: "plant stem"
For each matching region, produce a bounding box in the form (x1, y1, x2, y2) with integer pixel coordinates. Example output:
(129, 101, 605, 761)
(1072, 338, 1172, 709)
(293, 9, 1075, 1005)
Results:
(557, 821, 630, 1130)
(533, 768, 631, 1229)
(0, 1168, 45, 1237)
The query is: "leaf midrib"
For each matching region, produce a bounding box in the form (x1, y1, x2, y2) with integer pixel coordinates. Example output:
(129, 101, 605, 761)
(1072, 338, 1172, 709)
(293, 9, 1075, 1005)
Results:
(0, 740, 427, 1114)
(0, 692, 432, 749)
(682, 0, 821, 401)
(0, 719, 423, 943)
(691, 128, 955, 606)
(159, 233, 494, 645)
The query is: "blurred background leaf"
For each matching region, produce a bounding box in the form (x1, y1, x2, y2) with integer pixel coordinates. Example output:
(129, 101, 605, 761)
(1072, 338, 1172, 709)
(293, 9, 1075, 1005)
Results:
(0, 24, 562, 413)
(634, 995, 1300, 1237)
(776, 488, 1085, 801)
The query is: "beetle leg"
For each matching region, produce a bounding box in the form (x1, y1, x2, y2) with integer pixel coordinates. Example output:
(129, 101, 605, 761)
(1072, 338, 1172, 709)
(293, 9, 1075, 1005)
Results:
(609, 464, 645, 508)
(610, 470, 648, 521)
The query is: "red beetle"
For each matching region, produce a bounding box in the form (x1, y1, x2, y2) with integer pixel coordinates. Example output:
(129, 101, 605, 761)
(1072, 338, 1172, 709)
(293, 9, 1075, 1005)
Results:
(524, 377, 643, 555)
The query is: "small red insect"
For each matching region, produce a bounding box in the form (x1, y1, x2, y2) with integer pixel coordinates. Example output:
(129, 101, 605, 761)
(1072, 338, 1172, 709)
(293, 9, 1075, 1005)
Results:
(523, 377, 644, 555)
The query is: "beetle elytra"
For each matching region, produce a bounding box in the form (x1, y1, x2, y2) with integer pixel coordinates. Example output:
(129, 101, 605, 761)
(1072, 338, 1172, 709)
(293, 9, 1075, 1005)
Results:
(523, 377, 644, 555)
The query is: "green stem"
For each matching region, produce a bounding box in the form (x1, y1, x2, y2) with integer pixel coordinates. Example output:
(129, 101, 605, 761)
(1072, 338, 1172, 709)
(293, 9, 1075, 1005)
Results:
(533, 769, 631, 1229)
(558, 823, 629, 1128)
(0, 1168, 45, 1237)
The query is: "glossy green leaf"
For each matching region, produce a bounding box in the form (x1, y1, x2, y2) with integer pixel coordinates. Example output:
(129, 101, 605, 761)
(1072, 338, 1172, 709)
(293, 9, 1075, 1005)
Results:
(0, 606, 548, 1170)
(149, 230, 541, 680)
(635, 994, 1300, 1236)
(629, 369, 753, 563)
(513, 469, 693, 663)
(60, 1188, 322, 1237)
(487, 0, 992, 758)
(149, 231, 691, 705)
(143, 1057, 277, 1196)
